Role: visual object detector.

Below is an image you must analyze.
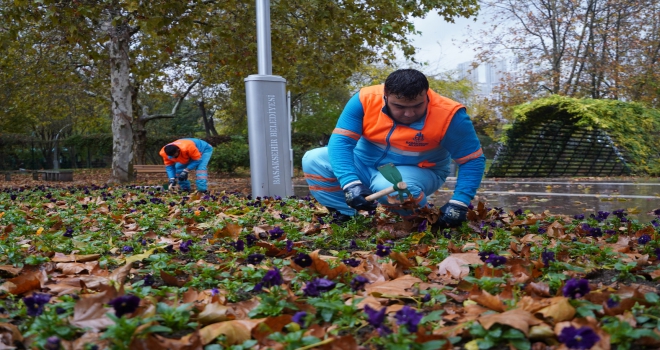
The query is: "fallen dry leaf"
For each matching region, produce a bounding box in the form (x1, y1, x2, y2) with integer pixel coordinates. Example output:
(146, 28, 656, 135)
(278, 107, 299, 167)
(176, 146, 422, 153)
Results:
(130, 330, 203, 350)
(478, 308, 543, 336)
(69, 285, 120, 332)
(365, 275, 422, 297)
(0, 268, 44, 295)
(199, 319, 265, 345)
(536, 297, 576, 323)
(0, 265, 22, 278)
(469, 288, 506, 312)
(198, 303, 234, 325)
(51, 253, 101, 263)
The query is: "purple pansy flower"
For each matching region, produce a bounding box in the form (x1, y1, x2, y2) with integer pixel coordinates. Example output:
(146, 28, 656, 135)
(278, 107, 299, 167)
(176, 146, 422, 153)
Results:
(606, 296, 620, 308)
(342, 258, 361, 267)
(364, 305, 391, 335)
(351, 276, 369, 291)
(588, 227, 602, 237)
(292, 311, 307, 327)
(638, 234, 651, 245)
(558, 326, 600, 349)
(108, 295, 141, 317)
(253, 268, 282, 292)
(232, 239, 245, 252)
(269, 226, 285, 239)
(417, 219, 428, 232)
(179, 239, 193, 253)
(246, 253, 265, 265)
(364, 305, 386, 327)
(542, 250, 556, 267)
(394, 306, 423, 333)
(478, 251, 494, 262)
(44, 336, 61, 350)
(375, 244, 392, 257)
(143, 274, 154, 287)
(286, 239, 293, 252)
(303, 278, 336, 297)
(23, 293, 51, 316)
(485, 254, 507, 267)
(293, 253, 313, 268)
(246, 234, 258, 247)
(562, 278, 590, 299)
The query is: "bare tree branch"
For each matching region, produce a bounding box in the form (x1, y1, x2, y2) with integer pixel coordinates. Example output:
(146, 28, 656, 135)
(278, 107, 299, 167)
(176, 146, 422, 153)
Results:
(84, 90, 112, 102)
(139, 77, 201, 122)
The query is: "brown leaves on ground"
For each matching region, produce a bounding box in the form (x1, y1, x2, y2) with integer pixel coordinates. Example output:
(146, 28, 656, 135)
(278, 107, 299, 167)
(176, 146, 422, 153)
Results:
(0, 265, 46, 296)
(305, 250, 350, 280)
(365, 275, 422, 298)
(478, 309, 543, 336)
(70, 284, 120, 332)
(436, 252, 483, 280)
(199, 319, 265, 345)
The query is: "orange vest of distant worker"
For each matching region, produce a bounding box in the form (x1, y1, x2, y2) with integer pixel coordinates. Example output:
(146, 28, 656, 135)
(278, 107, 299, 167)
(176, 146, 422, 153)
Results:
(159, 139, 202, 166)
(358, 85, 464, 154)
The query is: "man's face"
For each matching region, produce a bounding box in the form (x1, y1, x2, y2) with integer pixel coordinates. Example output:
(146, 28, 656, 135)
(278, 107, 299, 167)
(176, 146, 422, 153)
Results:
(385, 92, 428, 125)
(170, 149, 180, 158)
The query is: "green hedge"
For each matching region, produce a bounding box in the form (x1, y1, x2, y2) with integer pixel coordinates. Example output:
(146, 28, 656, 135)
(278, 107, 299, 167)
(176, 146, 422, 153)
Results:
(508, 96, 660, 175)
(0, 132, 328, 172)
(207, 133, 326, 173)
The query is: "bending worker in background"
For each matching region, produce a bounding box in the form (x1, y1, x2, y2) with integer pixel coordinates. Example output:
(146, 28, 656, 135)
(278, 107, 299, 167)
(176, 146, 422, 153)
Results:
(160, 138, 213, 193)
(302, 68, 485, 230)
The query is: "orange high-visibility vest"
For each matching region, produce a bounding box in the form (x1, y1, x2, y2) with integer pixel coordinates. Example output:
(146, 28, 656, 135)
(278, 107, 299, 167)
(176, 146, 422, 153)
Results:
(159, 139, 202, 166)
(358, 85, 464, 153)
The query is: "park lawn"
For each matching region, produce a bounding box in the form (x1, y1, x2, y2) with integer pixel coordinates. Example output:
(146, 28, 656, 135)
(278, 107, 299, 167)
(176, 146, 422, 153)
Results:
(0, 183, 659, 349)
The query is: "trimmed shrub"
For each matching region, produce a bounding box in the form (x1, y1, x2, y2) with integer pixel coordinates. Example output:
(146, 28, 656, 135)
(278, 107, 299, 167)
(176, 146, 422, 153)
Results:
(208, 137, 250, 173)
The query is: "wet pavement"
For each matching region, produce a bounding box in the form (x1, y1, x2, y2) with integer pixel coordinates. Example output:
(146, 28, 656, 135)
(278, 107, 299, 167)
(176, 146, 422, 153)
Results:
(433, 178, 660, 222)
(295, 178, 660, 222)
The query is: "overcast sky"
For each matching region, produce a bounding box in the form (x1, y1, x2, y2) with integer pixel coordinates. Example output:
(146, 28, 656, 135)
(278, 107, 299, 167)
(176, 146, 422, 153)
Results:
(396, 12, 485, 75)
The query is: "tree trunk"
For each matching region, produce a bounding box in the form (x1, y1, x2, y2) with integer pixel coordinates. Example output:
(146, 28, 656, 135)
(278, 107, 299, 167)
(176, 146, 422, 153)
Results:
(198, 99, 218, 136)
(109, 25, 134, 183)
(133, 118, 148, 165)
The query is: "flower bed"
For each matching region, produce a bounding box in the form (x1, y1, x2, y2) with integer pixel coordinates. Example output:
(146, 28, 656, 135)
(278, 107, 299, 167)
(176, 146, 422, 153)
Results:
(0, 184, 659, 349)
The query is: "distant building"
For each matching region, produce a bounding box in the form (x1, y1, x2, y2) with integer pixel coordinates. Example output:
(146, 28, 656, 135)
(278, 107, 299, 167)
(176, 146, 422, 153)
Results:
(456, 59, 508, 99)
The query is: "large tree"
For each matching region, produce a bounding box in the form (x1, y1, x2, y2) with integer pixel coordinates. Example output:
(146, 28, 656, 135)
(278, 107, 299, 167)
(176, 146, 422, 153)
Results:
(0, 22, 109, 167)
(469, 0, 660, 105)
(157, 0, 482, 132)
(3, 0, 480, 181)
(3, 1, 206, 181)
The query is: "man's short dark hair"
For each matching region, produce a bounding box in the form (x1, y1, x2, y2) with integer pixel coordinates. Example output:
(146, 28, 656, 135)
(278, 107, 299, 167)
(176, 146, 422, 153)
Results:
(164, 144, 180, 156)
(384, 69, 429, 100)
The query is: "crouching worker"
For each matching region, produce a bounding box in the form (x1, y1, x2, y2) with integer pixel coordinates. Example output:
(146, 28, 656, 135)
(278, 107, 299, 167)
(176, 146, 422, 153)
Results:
(302, 68, 485, 230)
(159, 138, 213, 193)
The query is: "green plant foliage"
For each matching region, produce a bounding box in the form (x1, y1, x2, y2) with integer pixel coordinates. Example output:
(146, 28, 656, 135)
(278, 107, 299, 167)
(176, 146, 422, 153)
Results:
(508, 95, 660, 175)
(209, 137, 251, 173)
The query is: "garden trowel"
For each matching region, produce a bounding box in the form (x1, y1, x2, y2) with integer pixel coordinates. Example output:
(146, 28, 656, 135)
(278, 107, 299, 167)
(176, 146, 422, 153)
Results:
(364, 163, 412, 202)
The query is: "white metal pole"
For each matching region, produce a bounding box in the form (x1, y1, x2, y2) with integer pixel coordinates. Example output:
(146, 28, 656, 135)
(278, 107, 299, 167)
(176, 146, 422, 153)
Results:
(256, 0, 272, 75)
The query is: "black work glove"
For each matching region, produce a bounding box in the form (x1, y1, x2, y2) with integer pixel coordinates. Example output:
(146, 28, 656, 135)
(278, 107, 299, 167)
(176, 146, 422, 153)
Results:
(178, 169, 189, 182)
(435, 200, 468, 229)
(344, 183, 378, 211)
(168, 178, 177, 187)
